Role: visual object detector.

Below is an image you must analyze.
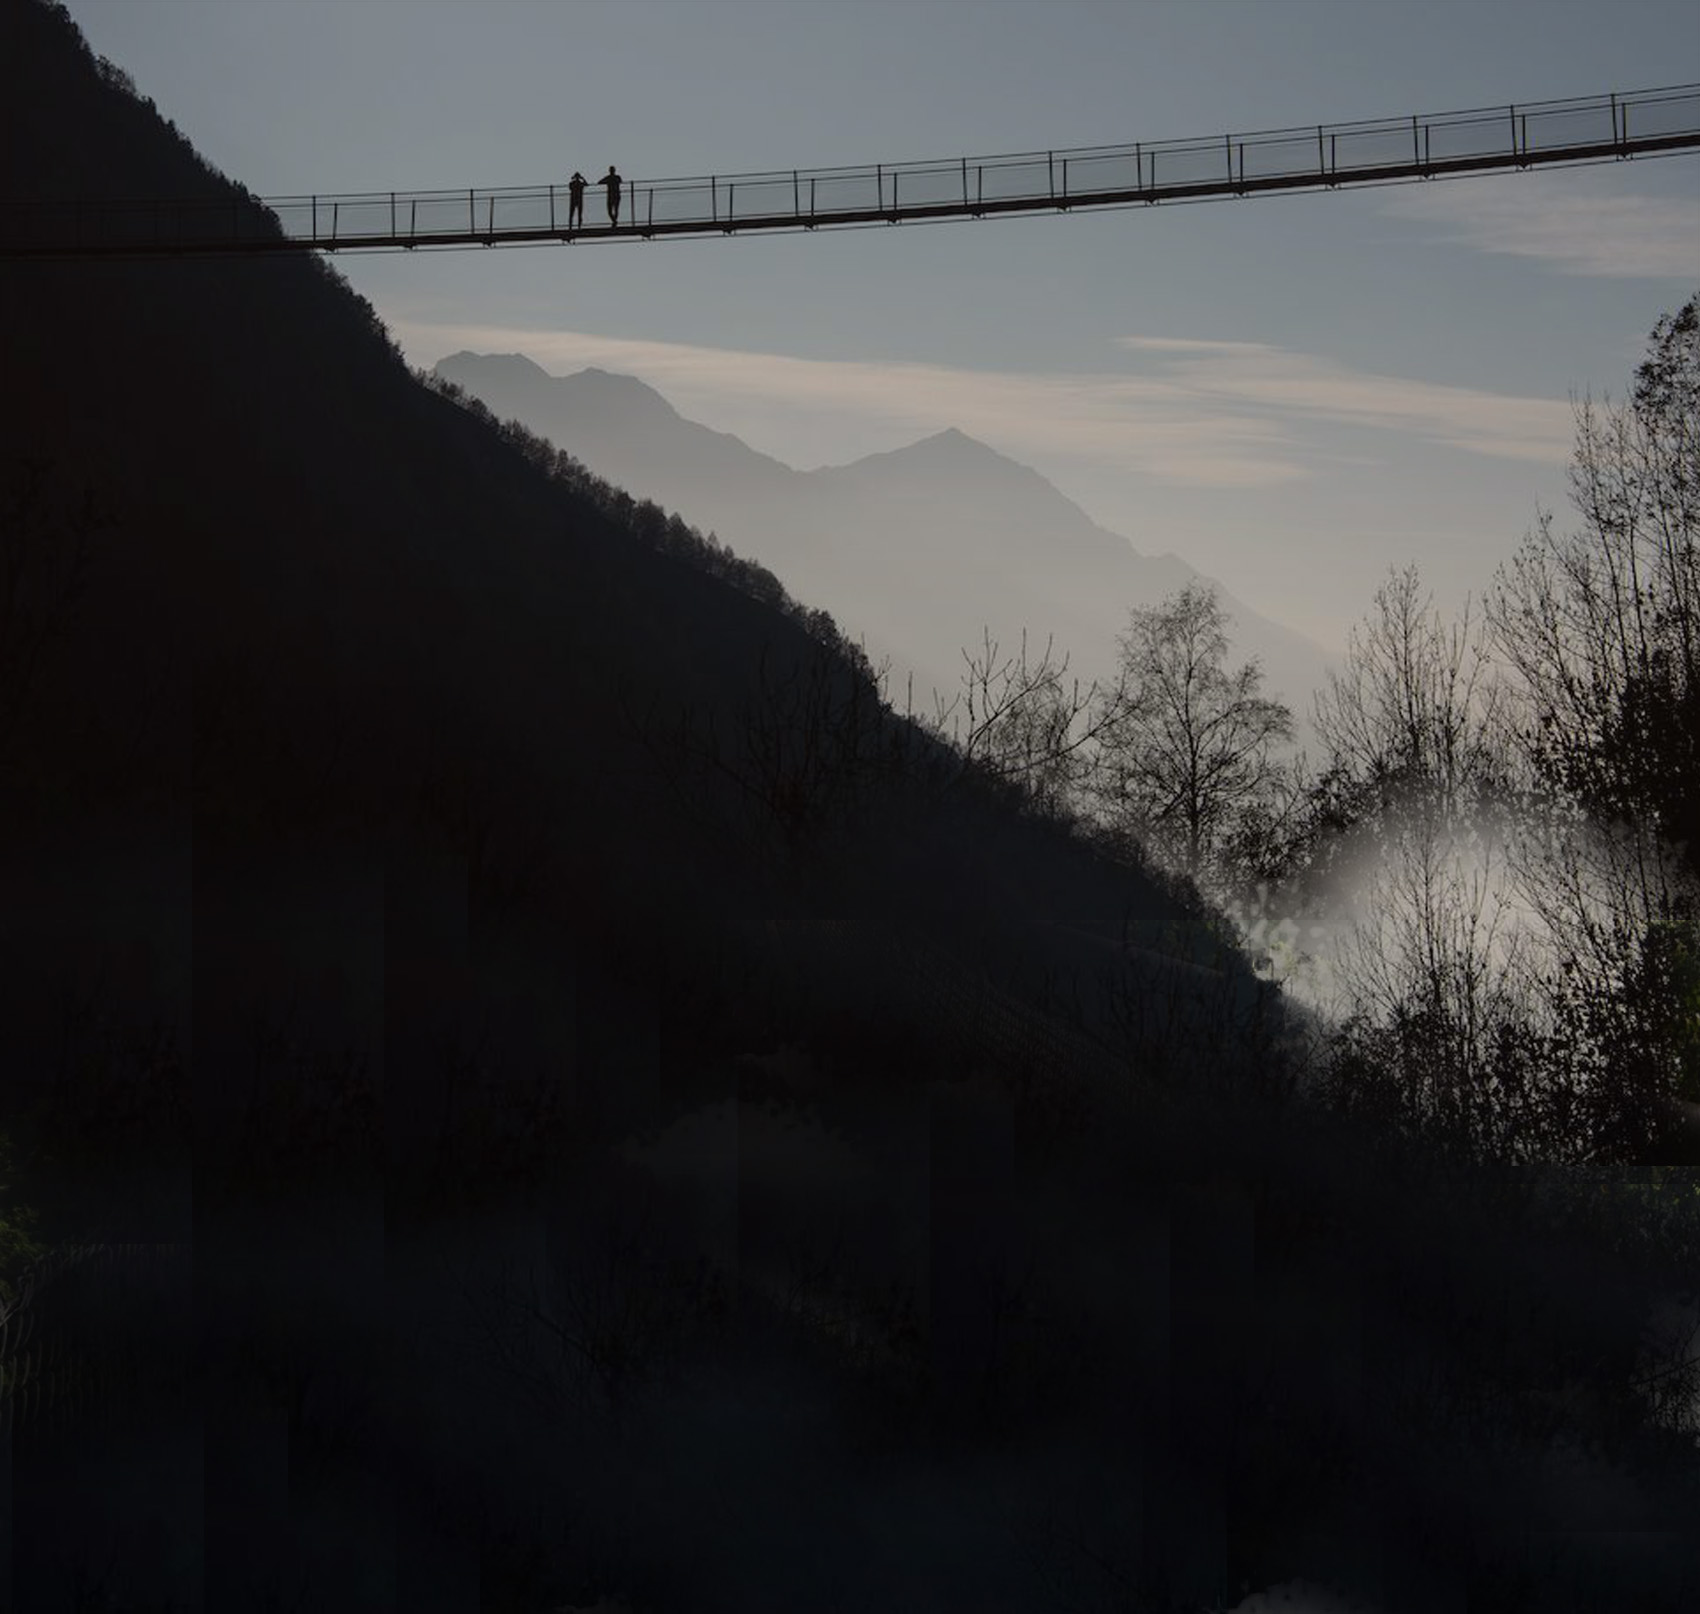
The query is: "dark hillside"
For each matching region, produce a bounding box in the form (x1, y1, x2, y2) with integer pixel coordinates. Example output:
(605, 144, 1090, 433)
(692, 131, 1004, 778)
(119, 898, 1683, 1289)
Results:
(2, 6, 1698, 1613)
(0, 2, 1209, 991)
(0, 9, 1279, 1336)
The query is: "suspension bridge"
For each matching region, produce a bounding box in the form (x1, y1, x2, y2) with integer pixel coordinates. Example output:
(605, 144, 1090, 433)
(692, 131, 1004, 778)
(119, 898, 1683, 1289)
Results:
(5, 83, 1698, 260)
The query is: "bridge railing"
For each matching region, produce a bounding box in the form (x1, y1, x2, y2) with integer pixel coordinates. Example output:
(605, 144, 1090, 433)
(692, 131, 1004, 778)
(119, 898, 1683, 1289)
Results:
(276, 82, 1700, 241)
(8, 84, 1698, 254)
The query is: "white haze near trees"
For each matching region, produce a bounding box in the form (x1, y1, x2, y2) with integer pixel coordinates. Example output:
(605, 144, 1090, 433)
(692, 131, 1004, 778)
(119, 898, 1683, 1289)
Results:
(857, 290, 1699, 1167)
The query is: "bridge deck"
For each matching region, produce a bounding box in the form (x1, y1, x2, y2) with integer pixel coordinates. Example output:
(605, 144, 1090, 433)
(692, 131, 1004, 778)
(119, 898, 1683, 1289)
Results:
(4, 84, 1697, 259)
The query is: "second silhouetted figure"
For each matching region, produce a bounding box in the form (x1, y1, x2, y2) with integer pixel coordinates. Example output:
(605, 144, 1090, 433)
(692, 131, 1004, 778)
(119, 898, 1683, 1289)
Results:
(601, 166, 622, 227)
(567, 170, 586, 230)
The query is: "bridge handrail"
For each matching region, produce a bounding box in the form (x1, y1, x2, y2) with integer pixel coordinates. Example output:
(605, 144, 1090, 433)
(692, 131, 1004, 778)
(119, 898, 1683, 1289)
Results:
(8, 82, 1697, 254)
(250, 81, 1700, 207)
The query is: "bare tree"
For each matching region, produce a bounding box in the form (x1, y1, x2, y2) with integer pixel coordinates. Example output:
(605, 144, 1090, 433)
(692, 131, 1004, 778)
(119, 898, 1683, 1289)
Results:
(1505, 802, 1700, 1162)
(1486, 291, 1700, 1160)
(1490, 291, 1700, 867)
(927, 629, 1121, 816)
(1313, 562, 1513, 826)
(1317, 295, 1700, 1166)
(1092, 583, 1293, 881)
(1325, 805, 1559, 1160)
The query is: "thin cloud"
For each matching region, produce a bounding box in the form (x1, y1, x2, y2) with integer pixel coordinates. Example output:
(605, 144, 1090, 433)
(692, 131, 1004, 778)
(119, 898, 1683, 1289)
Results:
(1117, 336, 1573, 463)
(1380, 175, 1700, 278)
(394, 317, 1573, 489)
(401, 319, 1307, 487)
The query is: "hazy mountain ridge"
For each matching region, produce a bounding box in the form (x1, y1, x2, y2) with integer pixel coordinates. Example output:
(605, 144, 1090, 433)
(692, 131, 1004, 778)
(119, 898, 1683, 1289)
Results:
(435, 351, 1337, 720)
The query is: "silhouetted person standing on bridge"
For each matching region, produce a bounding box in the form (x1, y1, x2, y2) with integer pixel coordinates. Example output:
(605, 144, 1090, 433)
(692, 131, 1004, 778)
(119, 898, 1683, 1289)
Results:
(601, 166, 622, 227)
(567, 171, 586, 230)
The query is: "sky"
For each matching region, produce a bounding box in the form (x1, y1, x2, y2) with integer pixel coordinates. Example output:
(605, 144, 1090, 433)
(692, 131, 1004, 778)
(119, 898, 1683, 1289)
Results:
(57, 0, 1700, 651)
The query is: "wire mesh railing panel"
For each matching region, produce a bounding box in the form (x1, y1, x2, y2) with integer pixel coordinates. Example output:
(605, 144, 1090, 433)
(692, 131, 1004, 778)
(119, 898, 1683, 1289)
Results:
(267, 198, 315, 239)
(1058, 150, 1144, 195)
(1231, 132, 1313, 183)
(417, 194, 479, 238)
(643, 179, 711, 225)
(1145, 138, 1241, 189)
(807, 171, 882, 215)
(717, 173, 796, 221)
(1522, 102, 1617, 151)
(496, 189, 553, 231)
(886, 162, 971, 209)
(1331, 121, 1439, 172)
(323, 196, 396, 240)
(1420, 108, 1518, 163)
(970, 155, 1047, 203)
(1624, 86, 1700, 137)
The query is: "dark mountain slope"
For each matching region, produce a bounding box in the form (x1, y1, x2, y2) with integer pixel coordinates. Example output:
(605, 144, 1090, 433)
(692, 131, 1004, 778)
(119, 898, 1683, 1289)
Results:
(1, 7, 1145, 950)
(0, 0, 1241, 1252)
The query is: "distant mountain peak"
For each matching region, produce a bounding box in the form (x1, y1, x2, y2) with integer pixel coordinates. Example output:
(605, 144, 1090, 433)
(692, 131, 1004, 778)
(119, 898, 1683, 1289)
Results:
(438, 350, 549, 379)
(914, 426, 991, 453)
(434, 352, 684, 424)
(836, 425, 1056, 493)
(828, 425, 1023, 474)
(565, 366, 680, 412)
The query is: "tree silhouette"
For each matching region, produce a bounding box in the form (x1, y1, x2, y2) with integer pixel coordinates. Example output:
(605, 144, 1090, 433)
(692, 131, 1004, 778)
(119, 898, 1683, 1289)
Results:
(1313, 562, 1512, 828)
(1492, 290, 1700, 872)
(927, 628, 1120, 817)
(1093, 582, 1294, 881)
